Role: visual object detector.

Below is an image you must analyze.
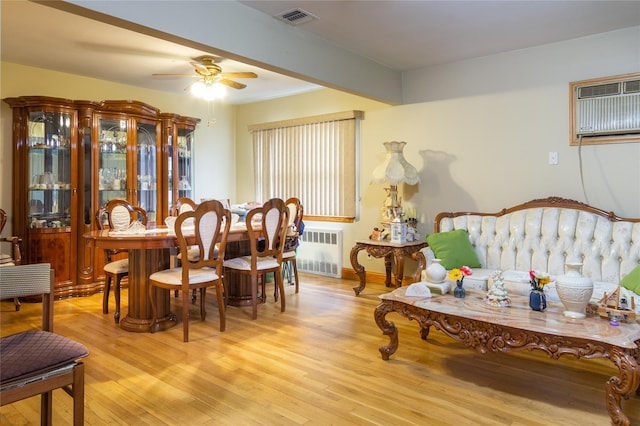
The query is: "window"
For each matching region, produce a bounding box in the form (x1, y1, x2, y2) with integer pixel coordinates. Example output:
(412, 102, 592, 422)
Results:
(249, 111, 363, 221)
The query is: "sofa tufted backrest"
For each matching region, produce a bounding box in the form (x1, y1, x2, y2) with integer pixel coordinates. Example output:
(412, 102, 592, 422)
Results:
(435, 197, 640, 284)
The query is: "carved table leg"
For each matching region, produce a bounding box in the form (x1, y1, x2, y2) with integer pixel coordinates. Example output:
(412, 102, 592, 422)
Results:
(350, 243, 367, 295)
(605, 347, 639, 426)
(393, 249, 405, 288)
(420, 326, 431, 341)
(375, 301, 399, 360)
(384, 253, 393, 287)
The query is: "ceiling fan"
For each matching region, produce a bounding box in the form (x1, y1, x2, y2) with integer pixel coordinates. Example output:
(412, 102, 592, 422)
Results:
(153, 56, 258, 99)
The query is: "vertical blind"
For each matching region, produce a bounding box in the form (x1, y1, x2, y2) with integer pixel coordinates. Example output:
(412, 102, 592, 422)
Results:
(250, 111, 363, 219)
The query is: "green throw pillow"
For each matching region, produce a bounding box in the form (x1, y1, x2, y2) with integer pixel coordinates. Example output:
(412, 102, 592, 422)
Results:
(620, 265, 640, 294)
(426, 229, 481, 270)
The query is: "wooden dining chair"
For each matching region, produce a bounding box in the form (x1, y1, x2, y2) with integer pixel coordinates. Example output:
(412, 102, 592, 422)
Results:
(281, 197, 303, 297)
(169, 197, 201, 301)
(169, 196, 198, 218)
(223, 198, 289, 320)
(170, 197, 200, 265)
(0, 263, 89, 426)
(0, 208, 23, 310)
(148, 200, 231, 342)
(96, 199, 147, 323)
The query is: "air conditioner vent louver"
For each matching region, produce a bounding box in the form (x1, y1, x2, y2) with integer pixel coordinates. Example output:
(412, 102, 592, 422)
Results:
(275, 8, 318, 25)
(624, 80, 640, 94)
(578, 83, 620, 98)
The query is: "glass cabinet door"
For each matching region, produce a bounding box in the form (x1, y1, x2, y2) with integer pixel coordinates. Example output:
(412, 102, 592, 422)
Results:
(167, 133, 175, 209)
(177, 128, 194, 200)
(27, 111, 73, 229)
(98, 118, 128, 209)
(136, 122, 158, 223)
(163, 115, 198, 219)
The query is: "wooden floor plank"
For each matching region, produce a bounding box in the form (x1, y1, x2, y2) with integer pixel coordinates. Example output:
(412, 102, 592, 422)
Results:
(1, 274, 638, 425)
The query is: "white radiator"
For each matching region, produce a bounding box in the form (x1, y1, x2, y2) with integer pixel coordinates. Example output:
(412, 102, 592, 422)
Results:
(296, 228, 343, 278)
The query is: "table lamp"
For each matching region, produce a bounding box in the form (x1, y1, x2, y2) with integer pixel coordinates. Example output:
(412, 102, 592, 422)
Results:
(371, 141, 420, 223)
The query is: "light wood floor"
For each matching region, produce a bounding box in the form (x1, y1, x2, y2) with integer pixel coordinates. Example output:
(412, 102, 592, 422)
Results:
(1, 274, 638, 425)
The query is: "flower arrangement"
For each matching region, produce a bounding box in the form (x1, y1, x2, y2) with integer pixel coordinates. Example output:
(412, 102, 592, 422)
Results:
(449, 266, 473, 283)
(529, 270, 551, 292)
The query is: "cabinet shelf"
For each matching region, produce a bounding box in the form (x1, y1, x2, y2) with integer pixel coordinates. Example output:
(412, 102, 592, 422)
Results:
(99, 149, 127, 155)
(29, 145, 71, 151)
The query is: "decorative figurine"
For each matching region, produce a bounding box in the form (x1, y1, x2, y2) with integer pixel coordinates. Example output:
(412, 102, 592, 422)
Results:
(485, 270, 511, 307)
(598, 286, 636, 322)
(369, 227, 388, 241)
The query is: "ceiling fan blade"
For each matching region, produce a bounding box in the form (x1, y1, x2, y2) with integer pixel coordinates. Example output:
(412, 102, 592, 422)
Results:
(220, 72, 257, 79)
(190, 61, 210, 74)
(219, 79, 246, 89)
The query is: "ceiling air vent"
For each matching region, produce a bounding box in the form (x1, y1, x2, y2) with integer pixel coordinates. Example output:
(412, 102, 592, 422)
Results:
(275, 8, 318, 25)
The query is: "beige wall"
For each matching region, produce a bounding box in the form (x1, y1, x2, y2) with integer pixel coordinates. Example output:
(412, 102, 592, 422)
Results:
(236, 28, 640, 275)
(0, 62, 237, 234)
(2, 26, 639, 275)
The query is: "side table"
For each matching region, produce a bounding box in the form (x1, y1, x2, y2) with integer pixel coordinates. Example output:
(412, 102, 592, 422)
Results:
(350, 239, 428, 295)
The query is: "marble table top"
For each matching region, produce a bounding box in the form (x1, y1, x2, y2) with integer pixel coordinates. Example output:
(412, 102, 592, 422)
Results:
(380, 286, 640, 349)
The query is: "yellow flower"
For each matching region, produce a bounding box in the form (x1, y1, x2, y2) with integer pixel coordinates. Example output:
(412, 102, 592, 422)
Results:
(448, 269, 463, 281)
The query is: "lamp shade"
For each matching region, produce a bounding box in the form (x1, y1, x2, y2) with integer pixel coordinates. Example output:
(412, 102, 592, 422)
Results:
(371, 141, 420, 185)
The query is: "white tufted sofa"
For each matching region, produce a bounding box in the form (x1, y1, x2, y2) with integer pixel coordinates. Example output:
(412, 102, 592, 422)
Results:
(415, 197, 640, 314)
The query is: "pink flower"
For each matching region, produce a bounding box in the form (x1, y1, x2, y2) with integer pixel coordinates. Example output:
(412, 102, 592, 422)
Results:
(460, 266, 473, 276)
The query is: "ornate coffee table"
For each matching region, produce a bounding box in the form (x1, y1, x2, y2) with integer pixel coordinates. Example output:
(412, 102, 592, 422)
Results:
(375, 287, 640, 426)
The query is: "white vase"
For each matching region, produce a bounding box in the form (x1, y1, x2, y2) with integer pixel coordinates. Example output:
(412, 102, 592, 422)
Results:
(425, 258, 447, 283)
(555, 262, 594, 319)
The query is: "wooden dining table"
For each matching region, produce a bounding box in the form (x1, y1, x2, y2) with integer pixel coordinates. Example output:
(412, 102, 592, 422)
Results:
(83, 225, 253, 332)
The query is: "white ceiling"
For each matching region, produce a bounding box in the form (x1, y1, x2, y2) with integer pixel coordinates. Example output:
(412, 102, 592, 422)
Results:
(2, 0, 639, 105)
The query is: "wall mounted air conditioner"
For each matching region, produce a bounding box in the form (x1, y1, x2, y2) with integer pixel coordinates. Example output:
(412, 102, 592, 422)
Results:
(570, 73, 640, 145)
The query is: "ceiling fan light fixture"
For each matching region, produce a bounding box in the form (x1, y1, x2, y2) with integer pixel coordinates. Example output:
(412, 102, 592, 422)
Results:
(209, 82, 227, 99)
(190, 80, 226, 101)
(190, 80, 206, 96)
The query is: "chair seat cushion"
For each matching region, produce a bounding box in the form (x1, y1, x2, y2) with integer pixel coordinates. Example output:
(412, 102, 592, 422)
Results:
(149, 267, 219, 286)
(282, 251, 296, 259)
(104, 258, 129, 274)
(0, 331, 89, 386)
(224, 256, 280, 271)
(0, 253, 13, 265)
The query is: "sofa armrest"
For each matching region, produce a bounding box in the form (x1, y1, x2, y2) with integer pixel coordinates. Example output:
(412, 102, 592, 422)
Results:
(411, 251, 426, 283)
(411, 247, 435, 283)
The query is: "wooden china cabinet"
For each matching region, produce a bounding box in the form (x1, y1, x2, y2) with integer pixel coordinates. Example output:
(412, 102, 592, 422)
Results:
(5, 96, 199, 297)
(5, 97, 79, 296)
